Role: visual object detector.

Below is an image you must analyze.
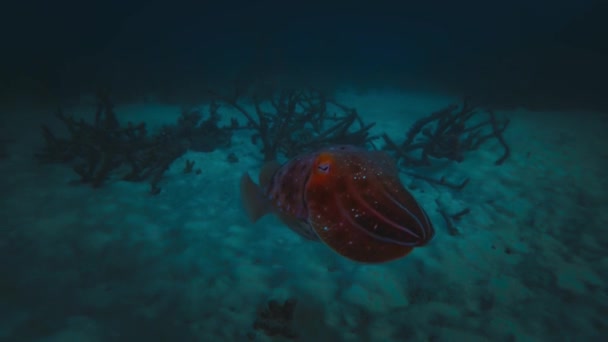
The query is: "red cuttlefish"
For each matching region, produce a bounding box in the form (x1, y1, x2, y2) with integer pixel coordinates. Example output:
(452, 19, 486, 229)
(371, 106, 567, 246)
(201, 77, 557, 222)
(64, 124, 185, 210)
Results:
(240, 145, 434, 263)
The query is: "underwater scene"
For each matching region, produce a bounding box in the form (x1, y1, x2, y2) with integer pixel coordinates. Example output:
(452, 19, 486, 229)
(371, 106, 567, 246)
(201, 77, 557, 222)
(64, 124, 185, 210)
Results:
(1, 1, 607, 341)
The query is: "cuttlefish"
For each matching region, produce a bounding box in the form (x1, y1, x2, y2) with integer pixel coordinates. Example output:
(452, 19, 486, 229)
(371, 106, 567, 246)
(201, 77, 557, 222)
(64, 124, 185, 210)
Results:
(240, 145, 434, 263)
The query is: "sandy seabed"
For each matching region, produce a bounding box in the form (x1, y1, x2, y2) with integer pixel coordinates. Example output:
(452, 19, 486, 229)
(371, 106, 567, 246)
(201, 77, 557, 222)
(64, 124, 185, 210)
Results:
(1, 90, 606, 341)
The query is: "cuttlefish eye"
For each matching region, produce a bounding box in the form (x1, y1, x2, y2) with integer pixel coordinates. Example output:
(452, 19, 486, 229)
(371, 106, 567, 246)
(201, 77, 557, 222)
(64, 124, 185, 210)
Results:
(312, 153, 336, 180)
(317, 163, 330, 173)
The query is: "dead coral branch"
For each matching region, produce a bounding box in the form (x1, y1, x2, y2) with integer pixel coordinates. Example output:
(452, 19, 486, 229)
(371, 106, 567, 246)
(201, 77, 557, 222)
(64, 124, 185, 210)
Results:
(383, 99, 510, 167)
(214, 88, 377, 161)
(36, 94, 231, 194)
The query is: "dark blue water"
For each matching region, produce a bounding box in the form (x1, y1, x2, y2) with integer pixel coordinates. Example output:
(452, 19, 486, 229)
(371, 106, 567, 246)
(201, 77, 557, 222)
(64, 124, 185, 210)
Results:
(2, 0, 606, 110)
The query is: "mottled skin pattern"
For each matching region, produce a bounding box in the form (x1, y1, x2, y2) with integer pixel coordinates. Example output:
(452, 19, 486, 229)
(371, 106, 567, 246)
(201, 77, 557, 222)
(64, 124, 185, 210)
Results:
(263, 145, 434, 263)
(266, 153, 316, 223)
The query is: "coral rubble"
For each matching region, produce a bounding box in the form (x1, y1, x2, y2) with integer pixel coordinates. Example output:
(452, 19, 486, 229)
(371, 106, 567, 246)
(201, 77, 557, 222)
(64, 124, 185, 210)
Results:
(253, 298, 298, 339)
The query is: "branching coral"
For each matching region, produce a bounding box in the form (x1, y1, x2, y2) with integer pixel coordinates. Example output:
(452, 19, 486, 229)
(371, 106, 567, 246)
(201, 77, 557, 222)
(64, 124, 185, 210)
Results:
(35, 87, 511, 203)
(36, 93, 232, 194)
(214, 88, 376, 161)
(382, 98, 510, 167)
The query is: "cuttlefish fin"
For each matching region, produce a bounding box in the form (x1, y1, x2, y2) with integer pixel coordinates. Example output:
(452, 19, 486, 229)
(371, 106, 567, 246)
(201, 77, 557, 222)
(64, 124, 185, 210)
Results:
(258, 161, 281, 188)
(240, 161, 282, 222)
(240, 172, 271, 222)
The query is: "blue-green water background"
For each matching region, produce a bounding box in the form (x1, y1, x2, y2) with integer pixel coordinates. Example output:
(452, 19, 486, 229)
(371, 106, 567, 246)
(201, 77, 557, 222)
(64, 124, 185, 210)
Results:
(1, 1, 607, 341)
